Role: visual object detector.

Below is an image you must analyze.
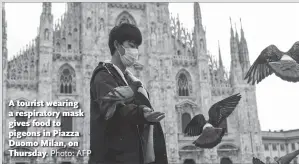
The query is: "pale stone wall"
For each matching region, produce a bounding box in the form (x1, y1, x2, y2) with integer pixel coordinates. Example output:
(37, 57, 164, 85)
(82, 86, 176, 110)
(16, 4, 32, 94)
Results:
(2, 2, 269, 164)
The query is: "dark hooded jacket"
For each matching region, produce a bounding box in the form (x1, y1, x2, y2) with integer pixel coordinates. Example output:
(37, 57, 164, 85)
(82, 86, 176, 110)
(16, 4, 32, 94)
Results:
(89, 62, 168, 164)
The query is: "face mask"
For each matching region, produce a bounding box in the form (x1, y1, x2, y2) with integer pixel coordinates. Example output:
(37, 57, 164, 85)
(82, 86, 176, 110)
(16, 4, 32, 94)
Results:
(118, 46, 139, 67)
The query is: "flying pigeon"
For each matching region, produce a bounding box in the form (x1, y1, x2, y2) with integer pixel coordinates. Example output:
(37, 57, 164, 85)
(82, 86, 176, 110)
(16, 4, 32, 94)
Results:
(253, 149, 299, 164)
(96, 81, 153, 120)
(244, 41, 299, 85)
(184, 93, 242, 149)
(252, 157, 266, 164)
(276, 149, 299, 164)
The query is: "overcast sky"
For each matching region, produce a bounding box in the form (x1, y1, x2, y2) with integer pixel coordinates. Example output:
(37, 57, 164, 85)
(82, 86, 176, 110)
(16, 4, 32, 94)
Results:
(5, 3, 299, 131)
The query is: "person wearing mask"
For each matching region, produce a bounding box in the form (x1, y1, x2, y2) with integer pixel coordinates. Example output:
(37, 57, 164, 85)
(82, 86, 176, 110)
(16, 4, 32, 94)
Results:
(89, 23, 168, 164)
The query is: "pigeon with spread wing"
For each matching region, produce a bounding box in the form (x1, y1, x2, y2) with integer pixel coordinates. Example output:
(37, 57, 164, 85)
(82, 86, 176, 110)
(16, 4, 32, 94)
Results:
(252, 149, 299, 164)
(277, 149, 299, 164)
(252, 157, 265, 164)
(184, 93, 242, 149)
(96, 81, 155, 120)
(244, 41, 299, 85)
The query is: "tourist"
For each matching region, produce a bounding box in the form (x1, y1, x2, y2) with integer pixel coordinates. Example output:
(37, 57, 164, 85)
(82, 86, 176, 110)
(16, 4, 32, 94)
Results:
(89, 23, 168, 164)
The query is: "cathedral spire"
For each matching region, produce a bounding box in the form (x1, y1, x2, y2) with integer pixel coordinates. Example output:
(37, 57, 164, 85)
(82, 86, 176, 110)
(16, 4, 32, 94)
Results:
(193, 2, 207, 56)
(238, 18, 250, 76)
(218, 40, 225, 80)
(240, 18, 245, 40)
(218, 40, 224, 69)
(229, 18, 242, 86)
(2, 3, 7, 68)
(194, 2, 203, 30)
(235, 22, 239, 44)
(39, 2, 53, 45)
(230, 17, 234, 38)
(42, 2, 52, 15)
(230, 17, 236, 55)
(2, 3, 7, 43)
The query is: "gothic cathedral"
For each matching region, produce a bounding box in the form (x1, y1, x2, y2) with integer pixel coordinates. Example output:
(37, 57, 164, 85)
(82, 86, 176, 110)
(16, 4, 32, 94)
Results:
(2, 2, 264, 164)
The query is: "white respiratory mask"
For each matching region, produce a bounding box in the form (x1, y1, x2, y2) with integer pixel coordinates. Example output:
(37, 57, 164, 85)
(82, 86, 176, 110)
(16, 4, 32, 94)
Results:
(119, 46, 139, 67)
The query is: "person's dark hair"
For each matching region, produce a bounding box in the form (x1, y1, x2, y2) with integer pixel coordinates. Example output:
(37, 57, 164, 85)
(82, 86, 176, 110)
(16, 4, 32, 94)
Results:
(108, 23, 142, 55)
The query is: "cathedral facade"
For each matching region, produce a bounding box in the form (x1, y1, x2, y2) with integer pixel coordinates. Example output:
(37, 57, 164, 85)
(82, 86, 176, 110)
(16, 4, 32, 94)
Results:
(2, 2, 265, 164)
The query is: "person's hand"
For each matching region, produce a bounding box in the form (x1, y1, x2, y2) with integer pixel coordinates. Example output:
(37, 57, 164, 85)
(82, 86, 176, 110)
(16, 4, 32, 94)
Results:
(142, 106, 165, 122)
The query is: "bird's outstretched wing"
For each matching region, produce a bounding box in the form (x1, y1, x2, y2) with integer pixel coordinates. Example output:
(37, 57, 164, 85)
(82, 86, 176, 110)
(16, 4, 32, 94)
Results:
(277, 149, 299, 164)
(208, 93, 242, 127)
(184, 114, 206, 136)
(244, 45, 283, 85)
(252, 157, 265, 164)
(287, 41, 299, 63)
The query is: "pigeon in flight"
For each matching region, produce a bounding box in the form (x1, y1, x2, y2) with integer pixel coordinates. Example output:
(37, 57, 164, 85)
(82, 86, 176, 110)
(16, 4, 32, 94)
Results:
(276, 149, 299, 164)
(252, 149, 299, 164)
(244, 41, 299, 85)
(252, 157, 266, 164)
(184, 93, 242, 149)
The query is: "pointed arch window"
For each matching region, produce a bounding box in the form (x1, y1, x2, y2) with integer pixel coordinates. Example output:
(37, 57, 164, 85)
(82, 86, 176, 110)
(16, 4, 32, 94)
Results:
(56, 42, 60, 50)
(183, 159, 195, 164)
(24, 70, 29, 80)
(44, 28, 50, 40)
(200, 38, 204, 50)
(86, 17, 92, 29)
(98, 18, 105, 31)
(15, 113, 28, 132)
(182, 113, 191, 133)
(30, 64, 35, 80)
(59, 64, 76, 94)
(17, 70, 22, 80)
(178, 74, 189, 96)
(67, 32, 72, 50)
(10, 69, 16, 80)
(220, 157, 233, 164)
(61, 38, 66, 50)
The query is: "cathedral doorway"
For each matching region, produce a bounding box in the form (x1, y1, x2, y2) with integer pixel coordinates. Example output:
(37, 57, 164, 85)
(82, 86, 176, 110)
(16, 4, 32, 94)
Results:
(183, 159, 196, 164)
(220, 157, 233, 164)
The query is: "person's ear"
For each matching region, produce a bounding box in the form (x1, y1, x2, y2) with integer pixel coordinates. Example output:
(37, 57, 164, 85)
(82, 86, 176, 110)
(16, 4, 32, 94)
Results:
(114, 40, 119, 49)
